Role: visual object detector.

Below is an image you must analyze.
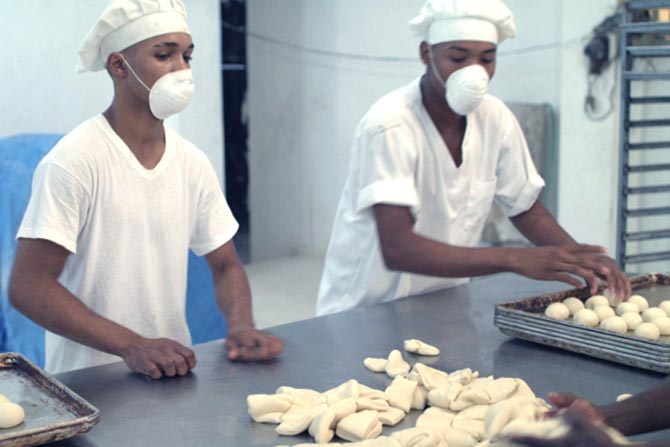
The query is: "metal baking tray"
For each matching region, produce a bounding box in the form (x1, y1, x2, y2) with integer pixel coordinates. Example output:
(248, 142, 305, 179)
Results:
(0, 352, 100, 447)
(494, 273, 670, 373)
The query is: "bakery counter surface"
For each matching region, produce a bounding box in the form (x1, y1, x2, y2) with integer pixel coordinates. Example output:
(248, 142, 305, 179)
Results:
(45, 273, 668, 446)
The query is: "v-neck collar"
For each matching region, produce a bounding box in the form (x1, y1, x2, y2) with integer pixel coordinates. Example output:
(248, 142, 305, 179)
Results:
(96, 114, 174, 179)
(418, 101, 471, 174)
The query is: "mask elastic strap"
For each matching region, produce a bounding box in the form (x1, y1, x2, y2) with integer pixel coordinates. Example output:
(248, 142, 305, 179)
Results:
(118, 54, 152, 92)
(428, 45, 446, 86)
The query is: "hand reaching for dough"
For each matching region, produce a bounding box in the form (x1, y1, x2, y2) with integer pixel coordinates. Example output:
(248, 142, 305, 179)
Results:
(510, 245, 631, 299)
(225, 325, 283, 361)
(544, 392, 604, 424)
(510, 410, 620, 447)
(121, 337, 197, 380)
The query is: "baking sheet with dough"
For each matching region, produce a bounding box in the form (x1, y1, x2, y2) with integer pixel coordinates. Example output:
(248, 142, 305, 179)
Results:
(0, 353, 99, 447)
(494, 273, 670, 373)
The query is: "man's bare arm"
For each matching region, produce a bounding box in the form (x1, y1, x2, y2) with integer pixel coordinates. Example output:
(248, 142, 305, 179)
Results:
(205, 241, 283, 361)
(9, 238, 195, 378)
(373, 203, 621, 294)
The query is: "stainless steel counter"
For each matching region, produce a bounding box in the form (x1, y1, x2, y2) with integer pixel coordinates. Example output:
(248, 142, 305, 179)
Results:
(46, 274, 668, 446)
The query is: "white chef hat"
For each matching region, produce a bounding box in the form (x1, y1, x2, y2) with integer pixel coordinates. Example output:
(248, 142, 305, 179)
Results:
(77, 0, 190, 73)
(409, 0, 516, 46)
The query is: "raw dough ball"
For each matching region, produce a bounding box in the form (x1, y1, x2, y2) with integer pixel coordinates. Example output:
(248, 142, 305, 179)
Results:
(599, 316, 627, 334)
(621, 312, 643, 331)
(628, 295, 649, 312)
(651, 316, 670, 336)
(593, 305, 615, 321)
(544, 303, 570, 320)
(0, 402, 25, 429)
(0, 395, 9, 404)
(585, 295, 609, 309)
(616, 302, 639, 316)
(634, 322, 661, 341)
(643, 307, 667, 322)
(562, 297, 585, 316)
(573, 309, 599, 327)
(659, 300, 670, 316)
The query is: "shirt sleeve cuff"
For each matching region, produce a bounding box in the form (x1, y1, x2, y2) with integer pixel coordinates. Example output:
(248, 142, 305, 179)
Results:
(502, 175, 545, 217)
(356, 178, 420, 215)
(191, 221, 240, 256)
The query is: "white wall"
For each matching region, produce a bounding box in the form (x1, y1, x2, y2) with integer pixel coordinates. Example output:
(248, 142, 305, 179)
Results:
(248, 0, 621, 261)
(2, 0, 224, 183)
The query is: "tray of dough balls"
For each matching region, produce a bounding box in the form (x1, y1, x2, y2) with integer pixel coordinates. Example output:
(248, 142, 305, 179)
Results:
(0, 352, 99, 447)
(494, 273, 670, 373)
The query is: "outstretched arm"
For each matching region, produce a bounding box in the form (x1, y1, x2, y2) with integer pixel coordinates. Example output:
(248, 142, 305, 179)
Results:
(9, 238, 195, 379)
(205, 241, 283, 362)
(373, 203, 624, 294)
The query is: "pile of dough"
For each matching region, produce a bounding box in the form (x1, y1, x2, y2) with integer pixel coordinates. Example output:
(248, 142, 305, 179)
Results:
(403, 339, 440, 356)
(256, 345, 632, 447)
(0, 399, 25, 429)
(562, 297, 585, 316)
(544, 302, 570, 320)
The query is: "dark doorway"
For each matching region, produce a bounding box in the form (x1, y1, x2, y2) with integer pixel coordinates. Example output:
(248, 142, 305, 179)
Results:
(221, 0, 249, 263)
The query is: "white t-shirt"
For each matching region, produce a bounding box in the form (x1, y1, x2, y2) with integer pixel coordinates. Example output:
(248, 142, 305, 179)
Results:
(316, 78, 545, 316)
(17, 115, 239, 373)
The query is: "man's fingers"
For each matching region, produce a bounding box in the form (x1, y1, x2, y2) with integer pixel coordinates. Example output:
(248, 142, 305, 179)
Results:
(141, 364, 162, 380)
(175, 345, 197, 370)
(547, 392, 577, 408)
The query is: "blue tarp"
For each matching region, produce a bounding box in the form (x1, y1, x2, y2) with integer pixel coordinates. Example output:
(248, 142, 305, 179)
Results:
(0, 134, 226, 368)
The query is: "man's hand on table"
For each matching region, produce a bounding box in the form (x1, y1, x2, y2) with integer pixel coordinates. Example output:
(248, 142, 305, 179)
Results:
(120, 336, 197, 380)
(225, 324, 283, 361)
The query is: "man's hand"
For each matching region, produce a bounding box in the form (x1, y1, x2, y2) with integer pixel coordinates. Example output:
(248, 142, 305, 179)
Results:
(511, 410, 619, 447)
(544, 392, 604, 423)
(225, 325, 283, 361)
(120, 337, 196, 380)
(510, 245, 631, 299)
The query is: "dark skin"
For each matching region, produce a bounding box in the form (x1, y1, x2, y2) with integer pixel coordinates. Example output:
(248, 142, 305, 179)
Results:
(512, 380, 670, 447)
(373, 40, 631, 298)
(9, 33, 282, 379)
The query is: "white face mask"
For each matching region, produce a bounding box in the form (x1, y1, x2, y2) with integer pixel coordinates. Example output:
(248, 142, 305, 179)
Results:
(428, 47, 490, 116)
(120, 55, 195, 120)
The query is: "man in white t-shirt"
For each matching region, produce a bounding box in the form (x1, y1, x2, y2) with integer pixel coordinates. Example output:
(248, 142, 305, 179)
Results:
(316, 0, 630, 316)
(9, 0, 282, 377)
